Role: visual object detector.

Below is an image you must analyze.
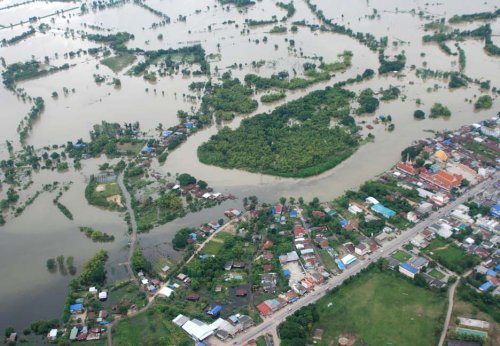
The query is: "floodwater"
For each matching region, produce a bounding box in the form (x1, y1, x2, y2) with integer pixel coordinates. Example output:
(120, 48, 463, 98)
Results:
(0, 0, 499, 330)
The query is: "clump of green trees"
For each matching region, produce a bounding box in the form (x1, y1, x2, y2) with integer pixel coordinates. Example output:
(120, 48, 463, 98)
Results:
(198, 86, 359, 177)
(79, 226, 115, 242)
(474, 95, 493, 110)
(430, 103, 451, 118)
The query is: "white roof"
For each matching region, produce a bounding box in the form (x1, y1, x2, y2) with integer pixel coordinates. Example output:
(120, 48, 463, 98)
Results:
(48, 329, 58, 337)
(465, 237, 475, 245)
(172, 314, 189, 327)
(158, 286, 173, 297)
(89, 287, 97, 293)
(98, 291, 107, 299)
(366, 197, 379, 205)
(341, 254, 357, 265)
(182, 319, 214, 341)
(141, 279, 149, 285)
(202, 193, 211, 198)
(161, 265, 170, 272)
(213, 192, 222, 197)
(438, 228, 453, 239)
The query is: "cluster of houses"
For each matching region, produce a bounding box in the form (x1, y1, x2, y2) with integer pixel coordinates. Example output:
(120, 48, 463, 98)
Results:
(172, 312, 254, 343)
(165, 181, 234, 202)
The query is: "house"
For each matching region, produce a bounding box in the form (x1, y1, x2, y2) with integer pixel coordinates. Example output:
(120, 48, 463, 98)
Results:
(294, 225, 306, 238)
(233, 261, 246, 269)
(341, 254, 357, 266)
(182, 319, 214, 341)
(366, 197, 380, 205)
(208, 305, 222, 317)
(158, 286, 173, 297)
(279, 251, 299, 264)
(256, 302, 272, 316)
(186, 293, 200, 301)
(408, 256, 429, 270)
(310, 271, 324, 284)
(235, 289, 248, 297)
(399, 263, 418, 279)
(261, 273, 277, 293)
(411, 234, 428, 248)
(47, 329, 58, 341)
(348, 204, 363, 215)
(431, 193, 450, 206)
(355, 243, 370, 256)
(224, 261, 233, 271)
(371, 203, 396, 218)
(263, 251, 273, 261)
(98, 291, 108, 301)
(406, 211, 418, 223)
(70, 303, 84, 314)
(292, 283, 307, 295)
(263, 264, 272, 272)
(397, 162, 417, 175)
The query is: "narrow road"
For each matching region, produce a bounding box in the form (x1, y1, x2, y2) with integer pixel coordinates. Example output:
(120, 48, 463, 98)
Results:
(438, 276, 460, 346)
(228, 174, 498, 345)
(107, 173, 140, 346)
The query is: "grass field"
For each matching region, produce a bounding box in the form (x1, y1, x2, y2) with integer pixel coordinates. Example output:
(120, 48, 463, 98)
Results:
(319, 249, 337, 271)
(423, 238, 479, 274)
(111, 307, 192, 346)
(101, 53, 137, 73)
(103, 182, 121, 197)
(428, 269, 445, 280)
(117, 142, 144, 155)
(391, 249, 412, 262)
(314, 270, 446, 346)
(203, 238, 224, 255)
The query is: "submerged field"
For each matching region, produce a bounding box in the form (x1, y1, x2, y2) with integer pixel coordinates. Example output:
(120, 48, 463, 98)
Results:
(311, 271, 446, 346)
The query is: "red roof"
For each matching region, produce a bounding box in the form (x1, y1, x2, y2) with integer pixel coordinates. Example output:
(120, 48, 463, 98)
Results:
(294, 226, 306, 238)
(263, 264, 272, 272)
(397, 162, 417, 175)
(262, 240, 273, 250)
(256, 302, 272, 316)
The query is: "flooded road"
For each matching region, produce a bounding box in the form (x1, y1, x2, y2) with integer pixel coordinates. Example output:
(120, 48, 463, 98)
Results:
(0, 0, 499, 330)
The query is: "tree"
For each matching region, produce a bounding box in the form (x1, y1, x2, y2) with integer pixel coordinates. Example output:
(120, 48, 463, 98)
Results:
(414, 109, 425, 119)
(474, 95, 493, 110)
(131, 247, 152, 273)
(46, 258, 57, 272)
(4, 326, 15, 338)
(177, 173, 196, 186)
(430, 103, 451, 118)
(197, 180, 208, 189)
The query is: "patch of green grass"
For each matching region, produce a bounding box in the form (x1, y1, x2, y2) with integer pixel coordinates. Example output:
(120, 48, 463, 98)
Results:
(428, 269, 445, 280)
(101, 53, 137, 73)
(203, 239, 224, 255)
(103, 182, 121, 197)
(423, 238, 479, 274)
(111, 304, 192, 346)
(117, 142, 144, 155)
(314, 271, 446, 346)
(391, 250, 412, 262)
(319, 249, 337, 271)
(256, 335, 267, 346)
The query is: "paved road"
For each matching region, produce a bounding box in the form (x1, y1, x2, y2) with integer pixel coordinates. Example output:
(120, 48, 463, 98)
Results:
(229, 174, 498, 345)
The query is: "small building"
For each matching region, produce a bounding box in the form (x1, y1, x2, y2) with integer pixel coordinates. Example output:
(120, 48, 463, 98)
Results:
(256, 302, 272, 316)
(355, 243, 370, 256)
(98, 291, 108, 301)
(69, 327, 78, 341)
(341, 254, 357, 266)
(182, 319, 213, 341)
(235, 289, 248, 297)
(186, 293, 200, 301)
(158, 286, 173, 298)
(208, 305, 222, 317)
(47, 329, 58, 341)
(371, 203, 396, 218)
(313, 328, 325, 341)
(399, 263, 418, 279)
(70, 303, 84, 314)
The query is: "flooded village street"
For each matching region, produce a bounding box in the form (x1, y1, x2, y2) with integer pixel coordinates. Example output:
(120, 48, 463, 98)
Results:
(0, 0, 499, 332)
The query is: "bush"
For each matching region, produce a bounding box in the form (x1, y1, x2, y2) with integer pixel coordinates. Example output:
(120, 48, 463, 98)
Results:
(414, 110, 426, 119)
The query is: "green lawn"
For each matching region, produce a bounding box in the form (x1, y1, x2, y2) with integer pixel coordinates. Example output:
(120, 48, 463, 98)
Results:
(313, 271, 446, 346)
(319, 249, 337, 271)
(103, 182, 121, 197)
(101, 53, 137, 73)
(423, 238, 479, 274)
(111, 306, 192, 346)
(391, 250, 412, 262)
(203, 239, 224, 255)
(428, 269, 445, 280)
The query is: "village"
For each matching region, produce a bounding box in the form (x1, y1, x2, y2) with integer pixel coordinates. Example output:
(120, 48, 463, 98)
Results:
(9, 118, 498, 345)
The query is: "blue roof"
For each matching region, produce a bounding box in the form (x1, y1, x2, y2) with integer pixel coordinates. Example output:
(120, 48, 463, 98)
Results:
(70, 303, 83, 311)
(340, 220, 349, 227)
(185, 122, 194, 128)
(335, 259, 346, 271)
(430, 164, 441, 173)
(443, 139, 452, 145)
(272, 299, 281, 306)
(480, 281, 493, 291)
(143, 146, 153, 153)
(400, 263, 418, 274)
(190, 233, 197, 240)
(283, 269, 290, 277)
(162, 130, 173, 137)
(371, 203, 396, 218)
(491, 204, 500, 218)
(487, 269, 497, 277)
(289, 210, 298, 217)
(74, 143, 86, 148)
(496, 264, 500, 272)
(209, 305, 222, 315)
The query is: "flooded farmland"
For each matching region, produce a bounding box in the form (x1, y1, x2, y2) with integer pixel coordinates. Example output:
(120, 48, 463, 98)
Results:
(0, 0, 499, 331)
